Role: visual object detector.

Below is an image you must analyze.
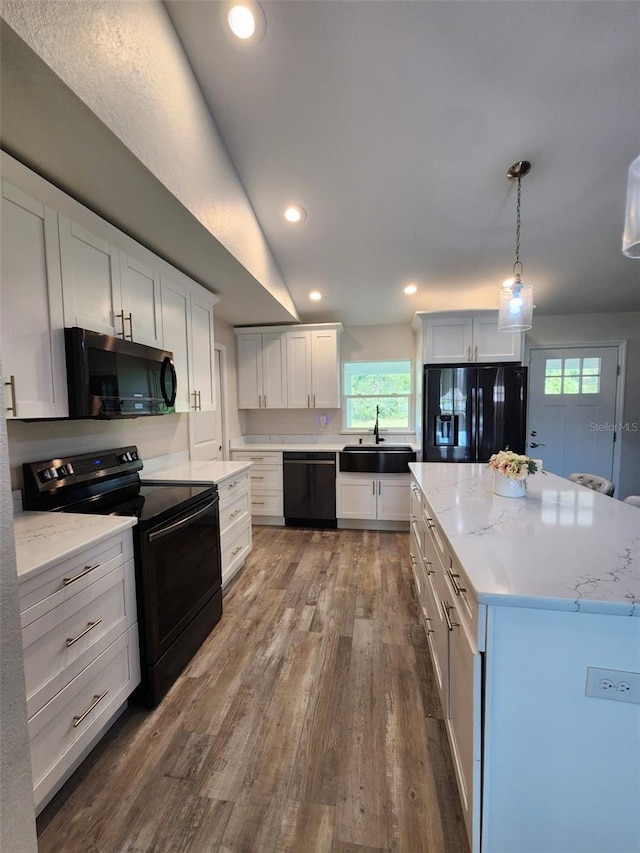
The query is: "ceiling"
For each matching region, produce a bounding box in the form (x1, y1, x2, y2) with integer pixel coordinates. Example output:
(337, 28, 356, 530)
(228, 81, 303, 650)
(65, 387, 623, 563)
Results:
(164, 0, 640, 326)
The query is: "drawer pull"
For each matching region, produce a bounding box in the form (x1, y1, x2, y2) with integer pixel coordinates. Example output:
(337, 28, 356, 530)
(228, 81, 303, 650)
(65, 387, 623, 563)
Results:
(231, 546, 242, 556)
(249, 456, 264, 461)
(229, 509, 242, 518)
(5, 375, 17, 416)
(227, 481, 239, 489)
(447, 568, 467, 596)
(66, 619, 102, 647)
(72, 690, 108, 728)
(252, 475, 265, 480)
(423, 558, 435, 576)
(62, 563, 100, 587)
(252, 501, 265, 505)
(441, 599, 459, 632)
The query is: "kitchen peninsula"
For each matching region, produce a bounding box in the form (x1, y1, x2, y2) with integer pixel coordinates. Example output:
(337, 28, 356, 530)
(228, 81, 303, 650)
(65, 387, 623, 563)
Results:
(409, 462, 640, 853)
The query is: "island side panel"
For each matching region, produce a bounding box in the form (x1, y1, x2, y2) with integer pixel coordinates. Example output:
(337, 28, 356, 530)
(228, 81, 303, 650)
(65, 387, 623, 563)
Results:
(482, 604, 640, 853)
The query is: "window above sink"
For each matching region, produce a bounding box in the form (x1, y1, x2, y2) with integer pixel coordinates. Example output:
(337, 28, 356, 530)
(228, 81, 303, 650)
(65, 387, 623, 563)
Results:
(343, 360, 413, 433)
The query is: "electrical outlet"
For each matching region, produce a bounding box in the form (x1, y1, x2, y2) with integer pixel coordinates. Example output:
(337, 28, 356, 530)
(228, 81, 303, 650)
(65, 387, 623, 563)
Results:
(585, 667, 640, 704)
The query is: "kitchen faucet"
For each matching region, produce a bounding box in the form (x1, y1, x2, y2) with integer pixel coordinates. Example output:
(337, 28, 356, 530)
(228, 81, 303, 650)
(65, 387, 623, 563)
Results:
(373, 405, 385, 444)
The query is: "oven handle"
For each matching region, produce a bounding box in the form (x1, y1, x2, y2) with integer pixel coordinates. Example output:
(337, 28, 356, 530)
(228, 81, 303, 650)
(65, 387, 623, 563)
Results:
(147, 498, 218, 542)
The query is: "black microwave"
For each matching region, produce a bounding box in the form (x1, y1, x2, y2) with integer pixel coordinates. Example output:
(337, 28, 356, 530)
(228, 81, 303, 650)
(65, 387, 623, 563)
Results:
(65, 327, 177, 418)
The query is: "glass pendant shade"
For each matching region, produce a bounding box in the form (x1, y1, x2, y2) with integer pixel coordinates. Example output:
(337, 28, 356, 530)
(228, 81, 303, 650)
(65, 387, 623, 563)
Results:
(622, 155, 640, 258)
(498, 279, 533, 332)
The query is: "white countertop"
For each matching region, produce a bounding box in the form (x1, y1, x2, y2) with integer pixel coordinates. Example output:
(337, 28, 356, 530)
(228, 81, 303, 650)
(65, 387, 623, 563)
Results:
(141, 459, 252, 485)
(14, 511, 137, 579)
(410, 463, 640, 617)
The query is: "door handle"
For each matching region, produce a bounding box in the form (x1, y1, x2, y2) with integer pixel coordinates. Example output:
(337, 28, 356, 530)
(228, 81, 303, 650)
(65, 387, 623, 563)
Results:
(529, 442, 545, 448)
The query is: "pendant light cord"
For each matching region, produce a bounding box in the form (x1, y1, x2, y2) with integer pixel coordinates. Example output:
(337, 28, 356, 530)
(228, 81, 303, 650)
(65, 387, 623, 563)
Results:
(513, 177, 523, 283)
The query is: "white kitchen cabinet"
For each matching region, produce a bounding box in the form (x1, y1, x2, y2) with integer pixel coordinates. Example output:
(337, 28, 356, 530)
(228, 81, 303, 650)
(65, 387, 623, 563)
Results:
(231, 450, 284, 521)
(59, 216, 163, 347)
(161, 275, 217, 414)
(337, 473, 409, 521)
(19, 529, 140, 815)
(286, 327, 340, 409)
(419, 311, 523, 364)
(1, 182, 68, 419)
(119, 254, 163, 348)
(236, 331, 287, 409)
(217, 468, 252, 587)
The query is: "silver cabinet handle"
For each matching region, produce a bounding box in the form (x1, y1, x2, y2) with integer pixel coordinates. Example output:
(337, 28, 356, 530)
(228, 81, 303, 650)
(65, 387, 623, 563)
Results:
(467, 345, 471, 361)
(252, 475, 265, 480)
(426, 517, 435, 529)
(231, 546, 242, 557)
(423, 557, 435, 576)
(73, 690, 108, 728)
(198, 390, 202, 410)
(447, 568, 467, 596)
(116, 311, 126, 338)
(372, 481, 376, 495)
(192, 390, 199, 411)
(63, 563, 100, 587)
(263, 395, 267, 408)
(474, 345, 478, 361)
(440, 599, 459, 632)
(4, 375, 17, 416)
(252, 500, 265, 505)
(227, 480, 239, 489)
(66, 619, 102, 647)
(125, 312, 133, 340)
(378, 480, 381, 495)
(313, 394, 316, 407)
(229, 509, 241, 518)
(307, 395, 311, 408)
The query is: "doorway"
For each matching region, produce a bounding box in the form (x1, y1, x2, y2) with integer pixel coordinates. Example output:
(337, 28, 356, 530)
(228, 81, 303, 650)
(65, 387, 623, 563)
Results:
(188, 344, 228, 461)
(527, 345, 622, 481)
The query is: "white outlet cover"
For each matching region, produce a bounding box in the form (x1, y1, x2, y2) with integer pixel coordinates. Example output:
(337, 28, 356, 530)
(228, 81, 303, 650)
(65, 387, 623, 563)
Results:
(585, 667, 640, 704)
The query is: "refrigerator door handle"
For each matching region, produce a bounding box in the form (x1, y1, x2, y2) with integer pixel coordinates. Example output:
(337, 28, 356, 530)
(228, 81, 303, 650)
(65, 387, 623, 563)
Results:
(477, 386, 484, 458)
(470, 385, 477, 461)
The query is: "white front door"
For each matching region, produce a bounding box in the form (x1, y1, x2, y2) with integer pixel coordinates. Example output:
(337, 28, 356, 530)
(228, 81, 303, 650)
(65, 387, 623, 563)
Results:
(527, 346, 619, 479)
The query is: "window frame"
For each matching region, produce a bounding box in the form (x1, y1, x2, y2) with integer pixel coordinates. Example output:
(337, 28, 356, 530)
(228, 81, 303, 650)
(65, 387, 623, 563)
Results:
(341, 359, 414, 434)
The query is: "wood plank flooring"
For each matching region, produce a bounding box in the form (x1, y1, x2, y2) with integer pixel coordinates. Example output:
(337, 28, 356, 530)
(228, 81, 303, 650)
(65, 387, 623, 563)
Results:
(37, 526, 470, 853)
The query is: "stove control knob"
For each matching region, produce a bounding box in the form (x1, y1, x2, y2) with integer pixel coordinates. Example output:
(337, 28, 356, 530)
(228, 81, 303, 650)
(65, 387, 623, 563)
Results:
(40, 466, 59, 482)
(57, 463, 74, 477)
(130, 450, 138, 461)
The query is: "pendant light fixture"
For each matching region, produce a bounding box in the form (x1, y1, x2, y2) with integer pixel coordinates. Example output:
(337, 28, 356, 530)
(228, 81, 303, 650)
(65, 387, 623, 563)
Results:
(622, 154, 640, 258)
(498, 160, 534, 332)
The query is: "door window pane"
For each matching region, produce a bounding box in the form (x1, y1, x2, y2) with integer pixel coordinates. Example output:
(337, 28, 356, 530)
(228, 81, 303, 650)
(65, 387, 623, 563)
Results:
(544, 357, 601, 396)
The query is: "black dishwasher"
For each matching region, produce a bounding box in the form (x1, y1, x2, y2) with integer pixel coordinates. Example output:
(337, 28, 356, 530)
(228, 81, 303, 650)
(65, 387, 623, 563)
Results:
(283, 451, 337, 528)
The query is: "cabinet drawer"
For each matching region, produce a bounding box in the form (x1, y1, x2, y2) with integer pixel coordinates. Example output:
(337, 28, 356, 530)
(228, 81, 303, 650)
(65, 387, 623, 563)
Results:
(446, 551, 480, 641)
(249, 466, 282, 490)
(218, 470, 250, 502)
(23, 562, 136, 718)
(19, 534, 132, 621)
(219, 488, 250, 536)
(232, 450, 282, 464)
(221, 518, 252, 587)
(250, 491, 283, 516)
(29, 626, 140, 812)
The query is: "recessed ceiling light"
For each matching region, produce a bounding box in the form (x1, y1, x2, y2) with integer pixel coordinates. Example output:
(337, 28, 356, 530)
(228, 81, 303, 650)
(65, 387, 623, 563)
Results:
(283, 204, 307, 224)
(404, 283, 418, 295)
(227, 3, 265, 42)
(309, 291, 322, 301)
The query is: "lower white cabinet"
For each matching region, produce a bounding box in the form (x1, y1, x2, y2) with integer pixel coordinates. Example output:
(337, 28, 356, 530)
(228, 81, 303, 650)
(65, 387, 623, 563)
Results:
(19, 530, 140, 814)
(217, 469, 252, 588)
(337, 473, 409, 522)
(231, 451, 283, 521)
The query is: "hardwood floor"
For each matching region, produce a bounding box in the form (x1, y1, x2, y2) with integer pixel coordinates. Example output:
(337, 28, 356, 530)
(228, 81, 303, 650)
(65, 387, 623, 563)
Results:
(37, 526, 470, 853)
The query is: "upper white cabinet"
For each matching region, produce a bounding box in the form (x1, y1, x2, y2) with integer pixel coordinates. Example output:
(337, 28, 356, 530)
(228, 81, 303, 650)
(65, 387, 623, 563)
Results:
(236, 331, 287, 409)
(1, 182, 68, 419)
(59, 216, 163, 348)
(418, 312, 523, 364)
(119, 254, 162, 348)
(161, 276, 218, 413)
(286, 326, 340, 409)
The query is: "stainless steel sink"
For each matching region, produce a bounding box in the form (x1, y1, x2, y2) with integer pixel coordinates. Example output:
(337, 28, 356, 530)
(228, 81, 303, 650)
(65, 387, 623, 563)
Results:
(339, 445, 417, 473)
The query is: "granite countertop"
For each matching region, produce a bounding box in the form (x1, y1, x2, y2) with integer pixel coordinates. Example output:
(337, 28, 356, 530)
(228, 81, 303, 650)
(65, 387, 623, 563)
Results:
(140, 459, 252, 486)
(409, 462, 640, 617)
(14, 511, 137, 580)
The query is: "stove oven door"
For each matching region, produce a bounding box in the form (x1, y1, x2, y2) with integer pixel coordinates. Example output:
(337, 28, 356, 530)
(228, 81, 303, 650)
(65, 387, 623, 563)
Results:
(136, 493, 221, 705)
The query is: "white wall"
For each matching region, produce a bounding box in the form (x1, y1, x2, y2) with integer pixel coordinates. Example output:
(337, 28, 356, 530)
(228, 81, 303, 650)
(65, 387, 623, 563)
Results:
(8, 414, 189, 496)
(525, 312, 640, 499)
(1, 0, 296, 320)
(0, 369, 38, 853)
(213, 316, 247, 442)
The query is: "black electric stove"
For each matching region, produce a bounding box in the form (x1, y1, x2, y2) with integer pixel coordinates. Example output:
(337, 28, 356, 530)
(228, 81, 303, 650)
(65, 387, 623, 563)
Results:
(23, 446, 222, 706)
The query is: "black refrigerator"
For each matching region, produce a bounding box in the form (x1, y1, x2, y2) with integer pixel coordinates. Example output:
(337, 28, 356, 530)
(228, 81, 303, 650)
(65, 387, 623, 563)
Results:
(423, 364, 528, 462)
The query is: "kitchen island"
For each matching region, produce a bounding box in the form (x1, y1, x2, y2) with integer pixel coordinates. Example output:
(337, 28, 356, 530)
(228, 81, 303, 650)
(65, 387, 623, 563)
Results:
(409, 463, 640, 853)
